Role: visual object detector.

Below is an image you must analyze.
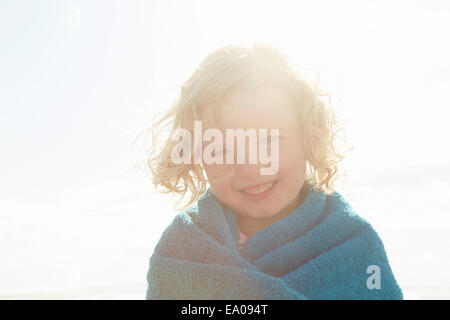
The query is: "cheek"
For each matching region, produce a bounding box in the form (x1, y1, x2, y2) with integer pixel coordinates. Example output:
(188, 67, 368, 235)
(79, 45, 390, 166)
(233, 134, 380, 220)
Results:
(204, 169, 234, 198)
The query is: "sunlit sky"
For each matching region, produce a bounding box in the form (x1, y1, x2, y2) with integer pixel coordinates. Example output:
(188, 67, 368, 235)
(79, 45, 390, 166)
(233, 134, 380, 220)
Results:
(1, 0, 450, 298)
(2, 0, 450, 201)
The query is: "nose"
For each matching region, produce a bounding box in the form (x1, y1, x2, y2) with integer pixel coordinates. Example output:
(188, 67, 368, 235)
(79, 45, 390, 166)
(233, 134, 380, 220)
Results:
(233, 162, 261, 178)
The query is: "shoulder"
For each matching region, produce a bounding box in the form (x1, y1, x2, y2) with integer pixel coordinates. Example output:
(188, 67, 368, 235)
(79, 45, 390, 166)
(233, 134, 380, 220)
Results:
(151, 203, 201, 251)
(326, 190, 391, 253)
(325, 190, 373, 228)
(167, 203, 202, 234)
(325, 191, 403, 298)
(319, 189, 388, 248)
(153, 187, 220, 252)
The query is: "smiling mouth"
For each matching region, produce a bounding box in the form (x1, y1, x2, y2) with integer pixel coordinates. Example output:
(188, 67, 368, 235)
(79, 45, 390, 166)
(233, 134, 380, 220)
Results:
(240, 180, 277, 195)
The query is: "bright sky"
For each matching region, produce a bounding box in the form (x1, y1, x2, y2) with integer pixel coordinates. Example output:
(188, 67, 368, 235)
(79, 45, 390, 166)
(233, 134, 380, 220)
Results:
(2, 0, 450, 200)
(1, 0, 450, 297)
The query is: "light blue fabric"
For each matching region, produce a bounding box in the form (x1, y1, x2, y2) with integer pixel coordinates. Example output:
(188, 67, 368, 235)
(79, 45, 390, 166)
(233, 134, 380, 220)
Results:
(146, 183, 403, 299)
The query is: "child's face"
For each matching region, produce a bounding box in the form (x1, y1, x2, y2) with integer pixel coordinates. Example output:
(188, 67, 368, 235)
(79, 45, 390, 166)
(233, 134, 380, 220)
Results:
(202, 86, 307, 222)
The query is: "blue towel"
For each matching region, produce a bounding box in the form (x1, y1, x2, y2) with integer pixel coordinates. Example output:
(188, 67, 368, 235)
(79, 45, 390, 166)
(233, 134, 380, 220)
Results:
(146, 183, 403, 299)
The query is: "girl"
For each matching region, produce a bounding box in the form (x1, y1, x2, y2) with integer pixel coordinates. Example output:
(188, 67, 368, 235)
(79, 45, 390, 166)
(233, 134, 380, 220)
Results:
(144, 43, 403, 299)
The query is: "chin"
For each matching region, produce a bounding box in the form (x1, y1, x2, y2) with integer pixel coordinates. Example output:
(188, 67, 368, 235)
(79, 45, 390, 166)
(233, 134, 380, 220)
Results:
(244, 204, 281, 220)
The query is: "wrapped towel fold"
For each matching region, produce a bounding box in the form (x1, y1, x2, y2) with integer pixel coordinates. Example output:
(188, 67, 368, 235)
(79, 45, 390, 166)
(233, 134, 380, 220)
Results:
(146, 183, 403, 299)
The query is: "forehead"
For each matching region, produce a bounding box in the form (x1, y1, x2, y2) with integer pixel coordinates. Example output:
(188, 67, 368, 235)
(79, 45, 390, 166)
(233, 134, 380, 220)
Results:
(202, 86, 300, 131)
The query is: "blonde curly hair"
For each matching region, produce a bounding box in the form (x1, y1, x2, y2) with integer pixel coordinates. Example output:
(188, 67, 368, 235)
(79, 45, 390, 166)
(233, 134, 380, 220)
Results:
(139, 43, 349, 210)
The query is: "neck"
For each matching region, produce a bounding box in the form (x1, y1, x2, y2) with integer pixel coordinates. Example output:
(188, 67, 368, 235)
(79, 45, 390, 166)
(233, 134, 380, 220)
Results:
(236, 182, 309, 238)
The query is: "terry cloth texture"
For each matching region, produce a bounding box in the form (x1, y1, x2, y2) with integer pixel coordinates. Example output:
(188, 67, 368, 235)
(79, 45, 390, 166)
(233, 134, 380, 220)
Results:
(146, 183, 403, 299)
